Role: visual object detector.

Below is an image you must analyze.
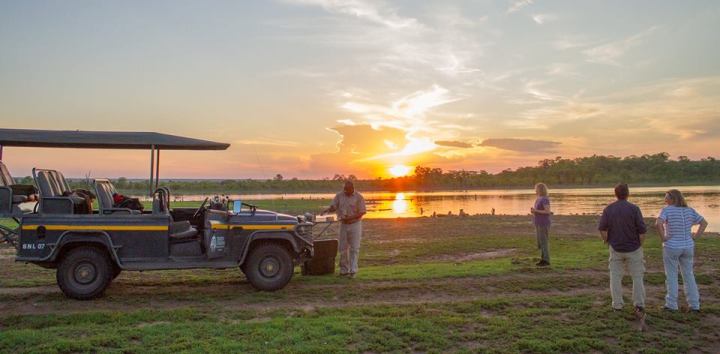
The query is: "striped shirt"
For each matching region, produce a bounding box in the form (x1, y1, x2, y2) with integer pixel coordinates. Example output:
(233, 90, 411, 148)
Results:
(658, 206, 705, 249)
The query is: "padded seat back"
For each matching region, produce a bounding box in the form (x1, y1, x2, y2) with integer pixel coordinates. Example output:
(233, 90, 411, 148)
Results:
(93, 178, 142, 215)
(34, 169, 58, 197)
(94, 179, 116, 212)
(33, 168, 88, 215)
(50, 170, 72, 195)
(0, 162, 14, 186)
(152, 187, 171, 216)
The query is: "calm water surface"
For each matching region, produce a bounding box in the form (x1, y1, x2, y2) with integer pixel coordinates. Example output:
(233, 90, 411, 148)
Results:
(178, 186, 720, 232)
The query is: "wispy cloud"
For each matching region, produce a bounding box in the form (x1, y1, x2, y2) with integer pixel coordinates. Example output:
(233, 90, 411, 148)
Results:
(583, 26, 659, 66)
(338, 85, 467, 161)
(480, 138, 561, 152)
(435, 140, 474, 148)
(507, 0, 534, 14)
(524, 81, 565, 102)
(235, 138, 299, 147)
(531, 13, 557, 25)
(284, 0, 420, 29)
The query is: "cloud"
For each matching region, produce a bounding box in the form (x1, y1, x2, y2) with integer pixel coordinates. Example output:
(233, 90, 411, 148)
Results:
(234, 138, 299, 147)
(512, 77, 720, 146)
(435, 54, 483, 75)
(507, 0, 534, 14)
(531, 13, 557, 25)
(329, 124, 406, 155)
(307, 123, 412, 175)
(341, 85, 462, 133)
(284, 0, 420, 29)
(435, 140, 474, 148)
(551, 38, 588, 50)
(480, 138, 561, 152)
(583, 26, 659, 66)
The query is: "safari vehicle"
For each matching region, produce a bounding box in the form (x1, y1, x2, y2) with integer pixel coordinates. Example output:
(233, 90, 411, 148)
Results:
(0, 128, 314, 300)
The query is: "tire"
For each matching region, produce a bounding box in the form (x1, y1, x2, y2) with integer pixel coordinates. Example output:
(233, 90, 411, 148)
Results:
(56, 246, 113, 300)
(111, 264, 122, 280)
(243, 242, 294, 291)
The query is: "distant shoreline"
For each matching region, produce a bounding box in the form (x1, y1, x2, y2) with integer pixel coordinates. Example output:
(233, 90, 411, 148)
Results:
(107, 181, 719, 196)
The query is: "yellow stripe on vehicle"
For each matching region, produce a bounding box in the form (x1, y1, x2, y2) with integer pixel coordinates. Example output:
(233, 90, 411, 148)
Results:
(21, 225, 169, 231)
(210, 224, 294, 230)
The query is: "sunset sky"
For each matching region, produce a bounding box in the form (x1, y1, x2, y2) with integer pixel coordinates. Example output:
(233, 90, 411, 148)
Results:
(1, 1, 719, 179)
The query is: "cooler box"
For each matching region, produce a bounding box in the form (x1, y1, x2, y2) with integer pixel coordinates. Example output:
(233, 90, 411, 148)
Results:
(302, 239, 338, 276)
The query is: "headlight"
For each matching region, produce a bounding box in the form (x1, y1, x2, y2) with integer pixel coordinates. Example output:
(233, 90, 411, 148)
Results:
(296, 224, 313, 236)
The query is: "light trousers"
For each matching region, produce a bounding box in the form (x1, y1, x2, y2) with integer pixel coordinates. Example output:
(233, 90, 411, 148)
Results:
(338, 221, 362, 274)
(609, 246, 645, 309)
(663, 247, 700, 310)
(535, 225, 550, 263)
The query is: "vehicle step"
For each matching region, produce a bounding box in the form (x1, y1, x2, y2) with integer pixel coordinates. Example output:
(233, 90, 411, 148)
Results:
(121, 260, 238, 271)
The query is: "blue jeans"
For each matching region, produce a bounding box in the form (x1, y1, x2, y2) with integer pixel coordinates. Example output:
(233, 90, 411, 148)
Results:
(663, 247, 700, 310)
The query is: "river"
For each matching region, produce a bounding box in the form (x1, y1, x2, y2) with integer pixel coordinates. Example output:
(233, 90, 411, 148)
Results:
(175, 186, 720, 232)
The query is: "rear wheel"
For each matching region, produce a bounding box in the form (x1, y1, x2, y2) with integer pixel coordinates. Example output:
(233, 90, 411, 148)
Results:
(243, 243, 294, 291)
(111, 264, 122, 280)
(56, 247, 113, 300)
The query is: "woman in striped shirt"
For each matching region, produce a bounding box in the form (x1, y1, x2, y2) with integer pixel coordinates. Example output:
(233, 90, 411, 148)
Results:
(656, 189, 709, 312)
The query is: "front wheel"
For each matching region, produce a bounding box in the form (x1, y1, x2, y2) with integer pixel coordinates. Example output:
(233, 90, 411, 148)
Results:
(243, 243, 294, 291)
(56, 247, 113, 300)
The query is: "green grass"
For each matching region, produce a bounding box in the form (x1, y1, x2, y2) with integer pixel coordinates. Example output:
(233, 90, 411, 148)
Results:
(1, 215, 720, 353)
(2, 297, 718, 353)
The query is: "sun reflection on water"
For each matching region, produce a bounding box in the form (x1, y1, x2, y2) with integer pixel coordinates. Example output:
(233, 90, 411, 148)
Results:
(392, 192, 409, 214)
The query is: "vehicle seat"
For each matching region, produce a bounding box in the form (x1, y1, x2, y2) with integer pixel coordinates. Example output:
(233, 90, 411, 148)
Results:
(0, 162, 32, 204)
(34, 169, 85, 203)
(170, 220, 199, 242)
(93, 179, 141, 215)
(33, 168, 93, 214)
(153, 187, 200, 243)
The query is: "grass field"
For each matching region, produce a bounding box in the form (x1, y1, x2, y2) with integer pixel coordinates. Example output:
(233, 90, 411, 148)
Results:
(1, 215, 719, 353)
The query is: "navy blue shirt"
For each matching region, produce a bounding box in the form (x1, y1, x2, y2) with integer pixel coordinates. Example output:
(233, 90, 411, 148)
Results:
(598, 199, 647, 252)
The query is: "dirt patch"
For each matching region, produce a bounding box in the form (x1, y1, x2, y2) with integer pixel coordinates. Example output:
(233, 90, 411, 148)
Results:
(432, 248, 517, 262)
(136, 321, 171, 328)
(0, 286, 57, 296)
(372, 238, 425, 244)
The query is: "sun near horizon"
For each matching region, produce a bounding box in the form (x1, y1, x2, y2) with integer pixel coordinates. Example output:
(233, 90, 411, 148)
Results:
(388, 164, 413, 177)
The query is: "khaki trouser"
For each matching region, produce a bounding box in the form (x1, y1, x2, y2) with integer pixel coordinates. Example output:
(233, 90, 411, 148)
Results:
(609, 246, 646, 309)
(535, 225, 550, 263)
(339, 221, 362, 274)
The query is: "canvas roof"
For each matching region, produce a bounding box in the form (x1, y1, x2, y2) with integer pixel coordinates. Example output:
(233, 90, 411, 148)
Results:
(0, 128, 229, 150)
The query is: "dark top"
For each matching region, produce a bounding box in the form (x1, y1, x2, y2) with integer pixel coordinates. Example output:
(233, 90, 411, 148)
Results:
(533, 196, 551, 227)
(598, 199, 647, 252)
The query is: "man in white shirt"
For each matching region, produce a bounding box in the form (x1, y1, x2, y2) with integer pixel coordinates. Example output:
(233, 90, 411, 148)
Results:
(323, 181, 367, 278)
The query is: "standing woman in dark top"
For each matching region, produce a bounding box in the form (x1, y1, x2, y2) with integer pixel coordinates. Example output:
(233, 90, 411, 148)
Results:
(531, 183, 552, 266)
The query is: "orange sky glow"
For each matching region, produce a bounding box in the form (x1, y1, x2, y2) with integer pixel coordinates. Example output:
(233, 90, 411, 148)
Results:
(1, 1, 719, 179)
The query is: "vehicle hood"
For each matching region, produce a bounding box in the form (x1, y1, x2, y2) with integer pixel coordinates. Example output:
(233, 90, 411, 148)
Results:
(227, 209, 298, 225)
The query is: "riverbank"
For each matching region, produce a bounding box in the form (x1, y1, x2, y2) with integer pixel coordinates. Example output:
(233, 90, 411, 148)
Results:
(1, 215, 719, 352)
(91, 180, 720, 196)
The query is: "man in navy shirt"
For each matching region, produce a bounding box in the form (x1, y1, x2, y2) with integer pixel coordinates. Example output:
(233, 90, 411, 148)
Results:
(598, 183, 647, 314)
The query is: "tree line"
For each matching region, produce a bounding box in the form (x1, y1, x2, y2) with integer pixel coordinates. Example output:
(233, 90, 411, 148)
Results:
(45, 152, 719, 195)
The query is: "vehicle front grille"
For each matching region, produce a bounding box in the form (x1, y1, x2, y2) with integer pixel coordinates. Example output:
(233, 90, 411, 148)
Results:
(296, 224, 313, 237)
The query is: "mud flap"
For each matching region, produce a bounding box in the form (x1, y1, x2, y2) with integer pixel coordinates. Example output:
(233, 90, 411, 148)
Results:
(302, 239, 338, 276)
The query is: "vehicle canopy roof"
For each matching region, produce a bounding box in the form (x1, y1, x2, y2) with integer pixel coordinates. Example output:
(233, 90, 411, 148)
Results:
(0, 128, 229, 150)
(0, 128, 230, 195)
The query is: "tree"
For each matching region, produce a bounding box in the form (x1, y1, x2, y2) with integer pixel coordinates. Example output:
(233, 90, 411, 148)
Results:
(274, 174, 284, 181)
